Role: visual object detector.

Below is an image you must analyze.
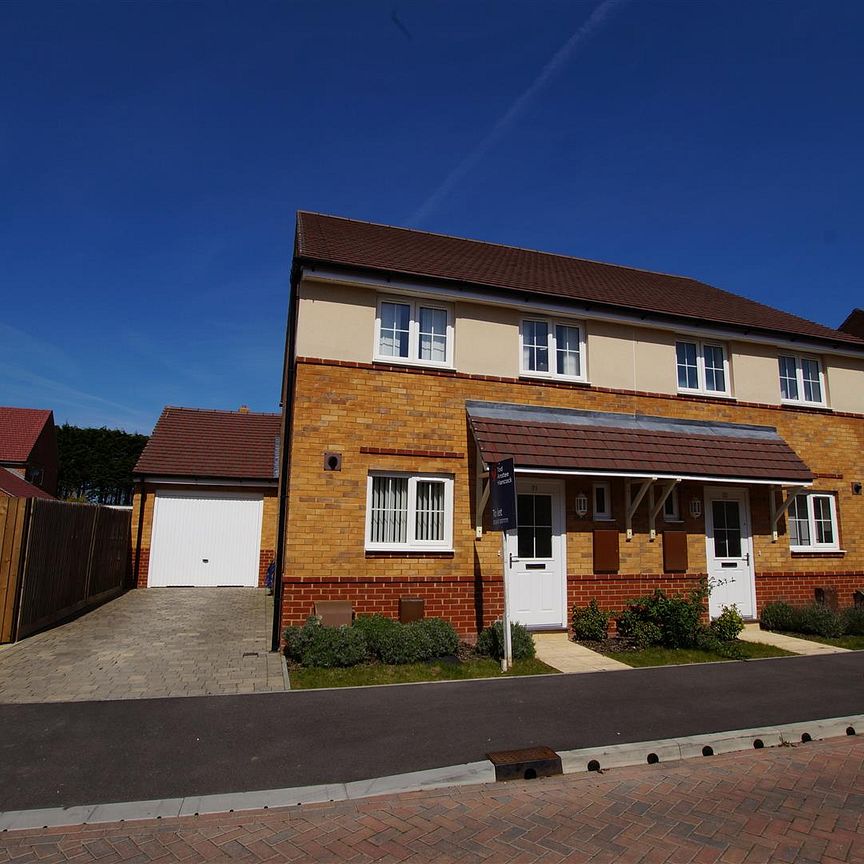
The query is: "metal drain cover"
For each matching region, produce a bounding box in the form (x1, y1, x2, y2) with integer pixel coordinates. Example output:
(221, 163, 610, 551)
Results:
(486, 746, 562, 782)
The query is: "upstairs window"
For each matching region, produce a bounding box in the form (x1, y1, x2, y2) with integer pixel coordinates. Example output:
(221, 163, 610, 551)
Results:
(520, 319, 586, 381)
(778, 354, 825, 406)
(375, 297, 453, 367)
(366, 473, 454, 551)
(787, 493, 839, 551)
(675, 340, 730, 396)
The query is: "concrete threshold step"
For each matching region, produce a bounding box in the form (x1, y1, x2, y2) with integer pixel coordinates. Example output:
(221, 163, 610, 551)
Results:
(1, 713, 861, 833)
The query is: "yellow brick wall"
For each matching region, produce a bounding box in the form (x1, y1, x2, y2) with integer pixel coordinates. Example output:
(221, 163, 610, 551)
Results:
(284, 360, 864, 591)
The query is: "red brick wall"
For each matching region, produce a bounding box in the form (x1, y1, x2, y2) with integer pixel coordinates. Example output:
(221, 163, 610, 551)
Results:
(135, 547, 149, 589)
(755, 571, 864, 610)
(259, 548, 275, 588)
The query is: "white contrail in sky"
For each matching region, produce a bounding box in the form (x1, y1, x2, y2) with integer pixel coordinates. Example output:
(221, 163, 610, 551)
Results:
(408, 0, 631, 226)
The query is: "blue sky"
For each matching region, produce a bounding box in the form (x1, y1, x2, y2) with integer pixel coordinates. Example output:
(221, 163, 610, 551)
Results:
(2, 0, 862, 433)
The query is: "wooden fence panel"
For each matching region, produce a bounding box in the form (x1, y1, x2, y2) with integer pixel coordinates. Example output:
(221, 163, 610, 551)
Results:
(14, 499, 131, 641)
(0, 497, 30, 643)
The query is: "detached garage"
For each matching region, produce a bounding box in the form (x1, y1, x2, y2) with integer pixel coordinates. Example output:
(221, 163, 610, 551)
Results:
(131, 407, 281, 589)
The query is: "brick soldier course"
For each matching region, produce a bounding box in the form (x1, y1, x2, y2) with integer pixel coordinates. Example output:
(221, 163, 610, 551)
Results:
(1, 736, 861, 863)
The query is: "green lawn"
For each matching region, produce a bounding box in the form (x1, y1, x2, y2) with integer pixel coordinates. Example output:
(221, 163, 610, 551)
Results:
(288, 657, 559, 689)
(777, 632, 864, 651)
(603, 641, 796, 668)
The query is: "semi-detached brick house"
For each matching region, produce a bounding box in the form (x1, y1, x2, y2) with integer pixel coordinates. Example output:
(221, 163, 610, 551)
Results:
(273, 213, 864, 641)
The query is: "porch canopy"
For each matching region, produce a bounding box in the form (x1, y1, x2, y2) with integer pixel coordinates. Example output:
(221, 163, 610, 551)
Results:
(467, 400, 814, 539)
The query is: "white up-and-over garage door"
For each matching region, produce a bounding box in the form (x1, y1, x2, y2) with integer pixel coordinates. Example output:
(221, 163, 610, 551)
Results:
(148, 491, 263, 587)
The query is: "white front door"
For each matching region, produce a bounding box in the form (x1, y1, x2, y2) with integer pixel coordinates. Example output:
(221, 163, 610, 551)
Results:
(704, 487, 756, 619)
(505, 480, 566, 628)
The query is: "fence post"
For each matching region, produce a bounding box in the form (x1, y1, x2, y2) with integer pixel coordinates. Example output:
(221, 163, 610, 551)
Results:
(9, 497, 34, 643)
(83, 505, 100, 602)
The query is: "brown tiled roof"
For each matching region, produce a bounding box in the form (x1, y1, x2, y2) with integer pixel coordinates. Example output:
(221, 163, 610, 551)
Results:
(134, 407, 282, 480)
(0, 407, 53, 464)
(296, 212, 864, 349)
(467, 404, 812, 483)
(840, 308, 864, 340)
(0, 467, 55, 500)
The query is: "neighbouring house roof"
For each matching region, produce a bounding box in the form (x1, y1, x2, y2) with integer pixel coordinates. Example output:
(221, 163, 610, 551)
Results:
(0, 406, 54, 464)
(840, 308, 864, 340)
(134, 407, 282, 481)
(0, 467, 55, 499)
(466, 401, 813, 485)
(295, 212, 864, 350)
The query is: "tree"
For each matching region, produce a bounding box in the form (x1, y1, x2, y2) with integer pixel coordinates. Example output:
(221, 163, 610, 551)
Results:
(57, 424, 148, 506)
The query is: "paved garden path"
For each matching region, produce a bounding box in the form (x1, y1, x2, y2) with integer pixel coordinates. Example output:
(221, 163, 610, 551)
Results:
(0, 589, 285, 703)
(1, 734, 861, 862)
(739, 622, 850, 655)
(534, 632, 630, 672)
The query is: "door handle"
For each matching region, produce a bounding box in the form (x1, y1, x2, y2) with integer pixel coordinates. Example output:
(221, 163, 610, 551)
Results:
(509, 553, 519, 568)
(744, 552, 750, 565)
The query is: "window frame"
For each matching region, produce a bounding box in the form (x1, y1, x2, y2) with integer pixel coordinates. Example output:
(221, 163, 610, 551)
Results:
(592, 481, 612, 521)
(675, 339, 732, 397)
(374, 296, 454, 369)
(519, 317, 587, 383)
(778, 353, 827, 407)
(365, 471, 454, 552)
(662, 487, 682, 523)
(788, 492, 840, 552)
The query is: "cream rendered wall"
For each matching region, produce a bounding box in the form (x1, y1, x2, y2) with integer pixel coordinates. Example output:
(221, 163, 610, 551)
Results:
(634, 329, 677, 395)
(295, 279, 375, 362)
(585, 320, 635, 390)
(730, 342, 781, 405)
(826, 357, 864, 414)
(455, 301, 519, 377)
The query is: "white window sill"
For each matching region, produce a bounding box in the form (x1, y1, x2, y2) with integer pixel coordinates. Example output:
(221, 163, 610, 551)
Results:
(519, 372, 590, 385)
(373, 356, 454, 371)
(663, 518, 685, 524)
(366, 546, 454, 554)
(676, 388, 734, 399)
(593, 516, 615, 522)
(780, 399, 829, 410)
(790, 546, 844, 554)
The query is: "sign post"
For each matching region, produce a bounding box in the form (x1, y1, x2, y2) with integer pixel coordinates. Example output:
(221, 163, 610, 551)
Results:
(489, 458, 517, 671)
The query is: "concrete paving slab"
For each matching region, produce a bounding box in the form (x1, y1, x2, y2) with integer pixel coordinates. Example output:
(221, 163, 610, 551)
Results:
(533, 631, 630, 672)
(739, 621, 849, 654)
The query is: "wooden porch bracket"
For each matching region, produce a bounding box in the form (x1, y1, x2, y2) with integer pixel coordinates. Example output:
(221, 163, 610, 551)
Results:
(769, 485, 806, 542)
(625, 478, 655, 541)
(475, 447, 490, 539)
(648, 479, 680, 541)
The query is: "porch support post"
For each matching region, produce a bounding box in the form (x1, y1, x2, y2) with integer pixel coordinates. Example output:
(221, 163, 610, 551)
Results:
(648, 479, 680, 541)
(625, 478, 654, 541)
(770, 484, 806, 542)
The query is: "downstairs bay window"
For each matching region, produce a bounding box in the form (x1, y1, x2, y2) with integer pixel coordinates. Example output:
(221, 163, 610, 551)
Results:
(365, 473, 454, 551)
(787, 492, 840, 552)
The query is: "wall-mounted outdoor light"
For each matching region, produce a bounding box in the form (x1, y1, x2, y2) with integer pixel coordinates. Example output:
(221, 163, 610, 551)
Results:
(689, 498, 702, 519)
(574, 492, 589, 517)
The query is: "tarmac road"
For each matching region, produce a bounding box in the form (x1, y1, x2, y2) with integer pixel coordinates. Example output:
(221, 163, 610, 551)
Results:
(1, 652, 862, 812)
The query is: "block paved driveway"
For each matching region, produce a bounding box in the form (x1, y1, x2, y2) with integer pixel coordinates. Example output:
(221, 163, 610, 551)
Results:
(1, 735, 862, 863)
(0, 589, 285, 703)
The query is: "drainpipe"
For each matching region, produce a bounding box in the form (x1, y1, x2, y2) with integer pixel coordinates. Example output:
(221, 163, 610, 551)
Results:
(270, 247, 302, 652)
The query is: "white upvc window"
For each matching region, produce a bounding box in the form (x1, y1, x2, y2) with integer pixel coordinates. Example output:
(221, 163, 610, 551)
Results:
(593, 482, 612, 520)
(675, 340, 731, 396)
(375, 297, 454, 367)
(520, 318, 586, 381)
(365, 472, 454, 551)
(787, 492, 840, 551)
(778, 354, 826, 406)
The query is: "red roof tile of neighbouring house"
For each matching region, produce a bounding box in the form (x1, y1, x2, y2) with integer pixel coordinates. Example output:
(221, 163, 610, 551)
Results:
(0, 407, 54, 464)
(134, 407, 282, 480)
(295, 212, 864, 349)
(840, 309, 864, 340)
(0, 467, 55, 499)
(467, 402, 813, 484)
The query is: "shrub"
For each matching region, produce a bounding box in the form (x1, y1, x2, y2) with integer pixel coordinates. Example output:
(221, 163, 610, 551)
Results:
(631, 620, 663, 649)
(615, 588, 706, 649)
(711, 605, 745, 642)
(572, 599, 611, 642)
(759, 601, 801, 632)
(354, 615, 459, 664)
(798, 604, 844, 638)
(476, 620, 536, 660)
(283, 615, 368, 668)
(842, 606, 864, 636)
(696, 629, 746, 659)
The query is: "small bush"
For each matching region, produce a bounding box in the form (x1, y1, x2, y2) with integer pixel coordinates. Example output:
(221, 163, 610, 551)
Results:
(354, 615, 459, 663)
(798, 604, 845, 638)
(842, 606, 864, 636)
(695, 629, 746, 659)
(615, 588, 706, 649)
(284, 617, 368, 668)
(711, 605, 745, 642)
(572, 599, 611, 642)
(476, 620, 536, 660)
(759, 601, 802, 632)
(412, 617, 459, 657)
(354, 614, 401, 659)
